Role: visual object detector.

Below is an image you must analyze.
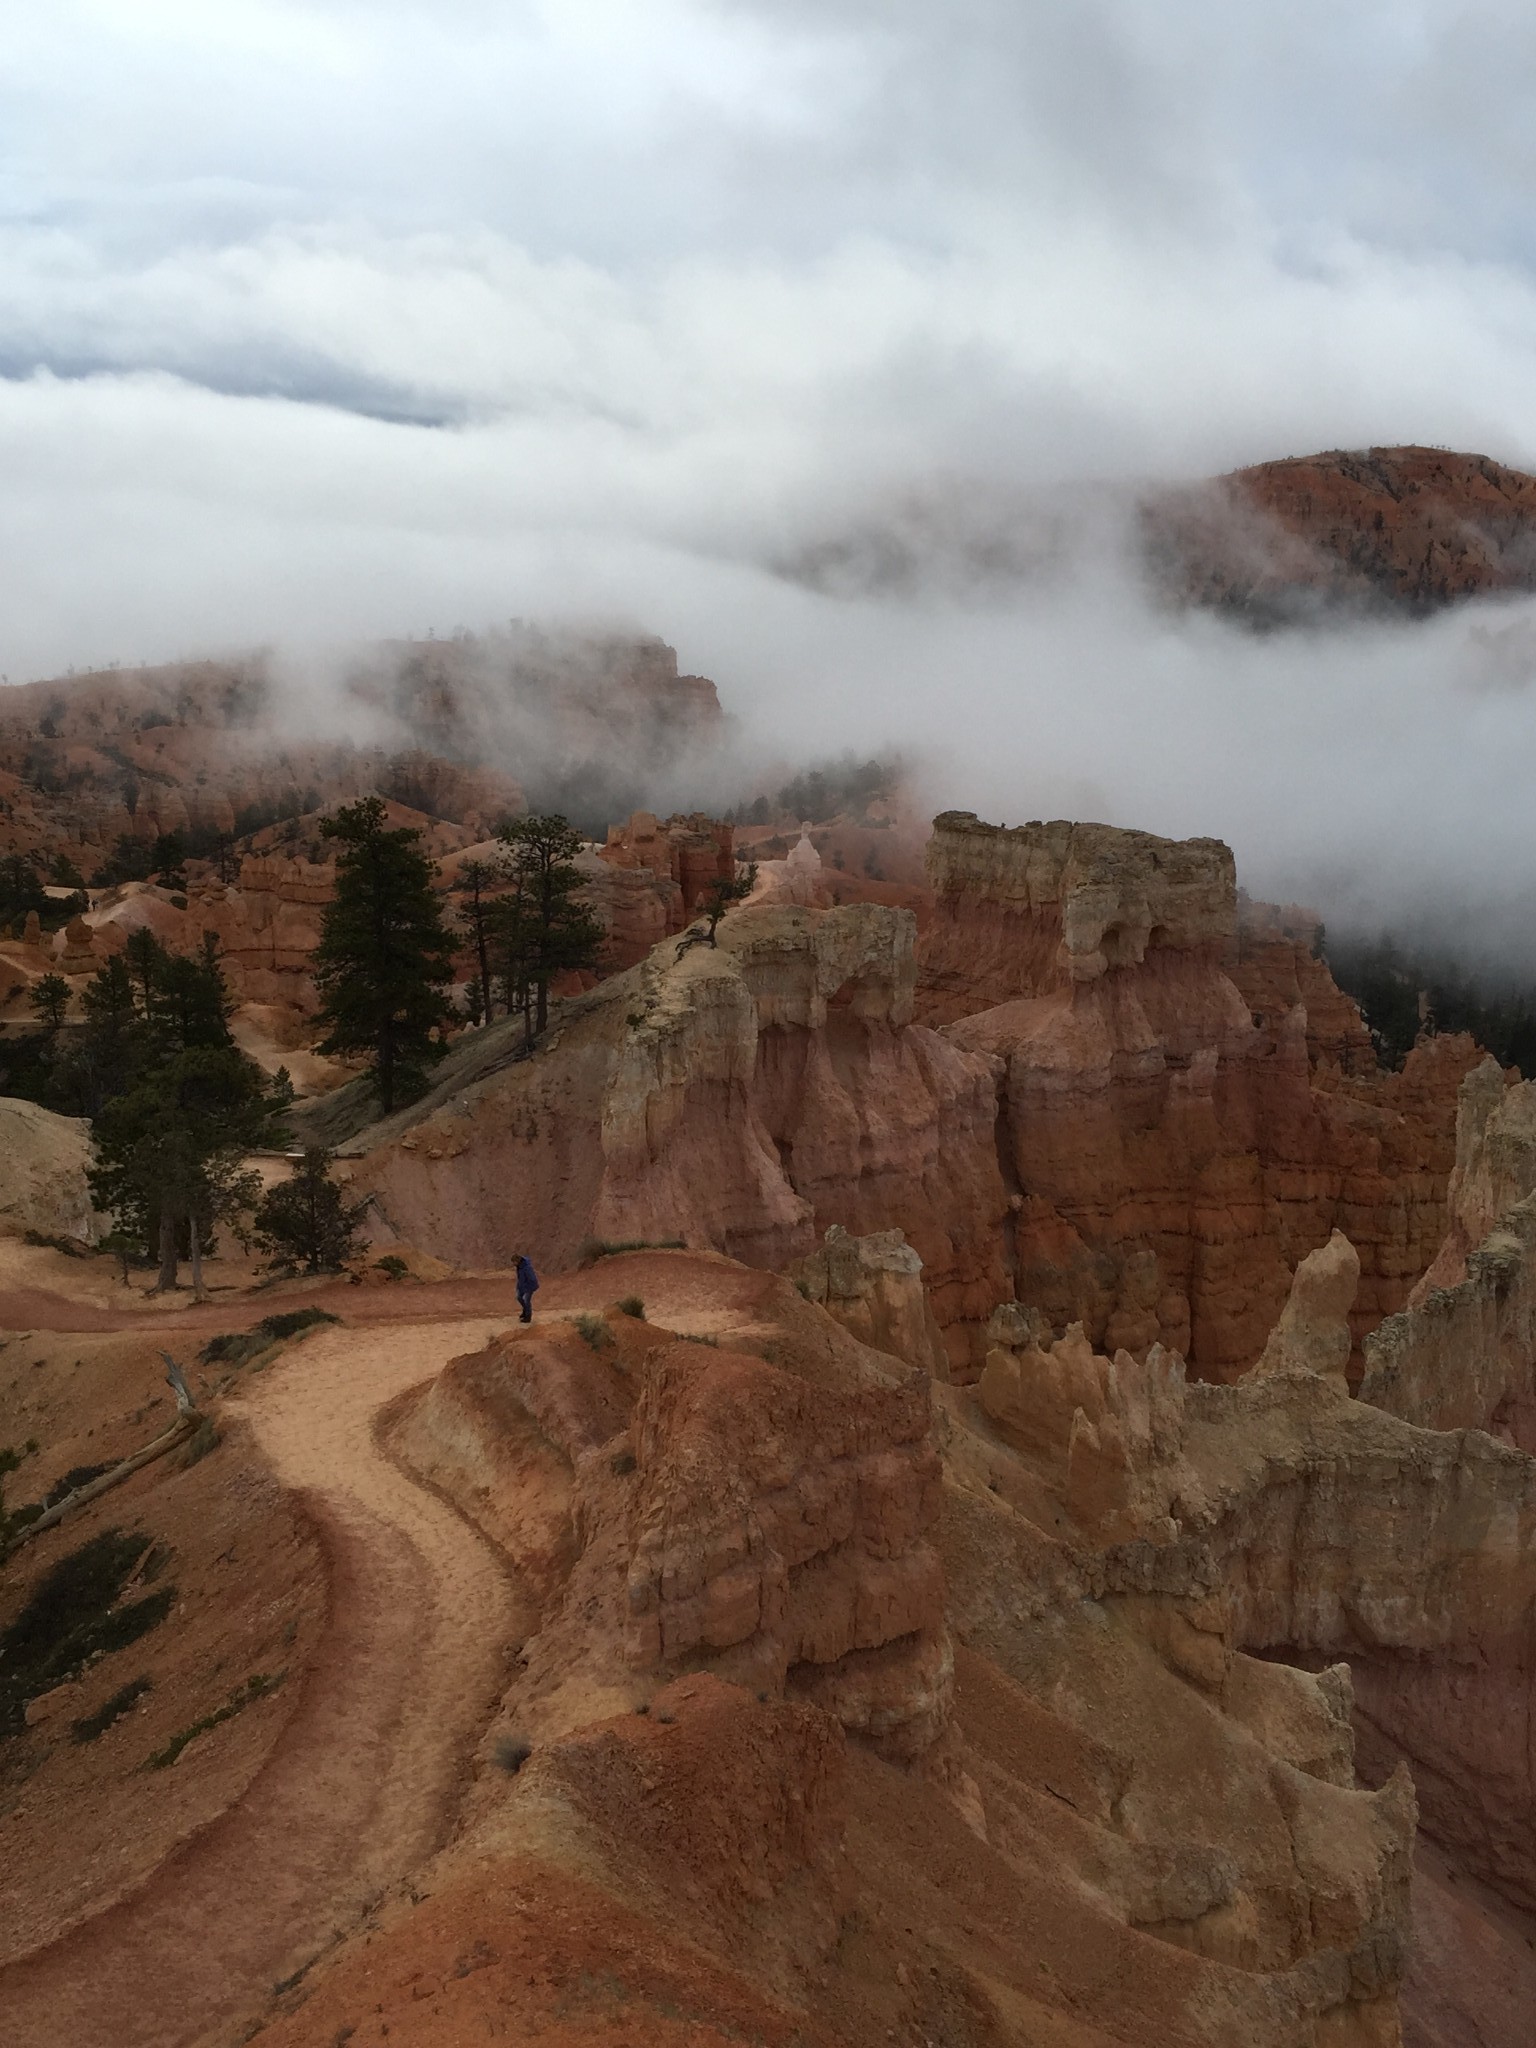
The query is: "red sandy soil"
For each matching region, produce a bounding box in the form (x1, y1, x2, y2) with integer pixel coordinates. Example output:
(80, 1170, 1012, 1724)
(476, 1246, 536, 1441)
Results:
(1, 1315, 516, 2048)
(0, 1250, 799, 2048)
(3, 1240, 1526, 2048)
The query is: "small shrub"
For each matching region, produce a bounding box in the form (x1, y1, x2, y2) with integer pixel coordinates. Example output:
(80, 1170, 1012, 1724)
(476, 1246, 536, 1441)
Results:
(654, 1710, 675, 1725)
(22, 1229, 88, 1259)
(610, 1449, 636, 1477)
(261, 1306, 339, 1342)
(72, 1675, 153, 1743)
(633, 1701, 650, 1715)
(573, 1313, 612, 1352)
(199, 1307, 339, 1370)
(374, 1255, 409, 1281)
(614, 1295, 645, 1320)
(492, 1734, 532, 1774)
(1, 1529, 175, 1737)
(679, 1332, 718, 1348)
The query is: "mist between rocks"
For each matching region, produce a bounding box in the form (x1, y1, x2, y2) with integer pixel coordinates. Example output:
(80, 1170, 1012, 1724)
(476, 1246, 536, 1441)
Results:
(10, 466, 1536, 984)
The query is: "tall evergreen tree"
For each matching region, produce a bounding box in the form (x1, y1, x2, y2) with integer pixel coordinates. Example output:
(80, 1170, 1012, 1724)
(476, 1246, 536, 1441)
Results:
(27, 972, 71, 1032)
(453, 856, 503, 1024)
(486, 865, 534, 1042)
(497, 814, 603, 1042)
(86, 933, 290, 1293)
(314, 796, 457, 1112)
(75, 955, 141, 1112)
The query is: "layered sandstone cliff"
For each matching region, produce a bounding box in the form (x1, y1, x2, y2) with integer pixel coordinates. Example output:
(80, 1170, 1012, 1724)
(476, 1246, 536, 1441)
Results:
(369, 1247, 1447, 2047)
(586, 810, 737, 969)
(1361, 1056, 1536, 1445)
(923, 811, 1476, 1379)
(350, 901, 1011, 1346)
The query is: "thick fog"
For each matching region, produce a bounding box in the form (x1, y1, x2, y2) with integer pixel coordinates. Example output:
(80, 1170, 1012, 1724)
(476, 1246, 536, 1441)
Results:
(6, 2, 1536, 951)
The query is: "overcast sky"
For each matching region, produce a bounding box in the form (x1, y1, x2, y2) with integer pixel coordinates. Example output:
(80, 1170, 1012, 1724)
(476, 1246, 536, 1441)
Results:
(7, 1, 1536, 935)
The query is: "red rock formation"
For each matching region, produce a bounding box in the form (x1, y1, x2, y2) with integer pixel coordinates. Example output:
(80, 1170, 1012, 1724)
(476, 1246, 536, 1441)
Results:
(0, 630, 725, 883)
(788, 1223, 950, 1376)
(627, 1338, 948, 1756)
(350, 902, 1012, 1355)
(597, 810, 735, 915)
(1231, 893, 1376, 1073)
(1147, 445, 1536, 619)
(1361, 1059, 1536, 1445)
(366, 1253, 1440, 2047)
(925, 812, 1477, 1379)
(589, 810, 736, 968)
(391, 1284, 950, 1761)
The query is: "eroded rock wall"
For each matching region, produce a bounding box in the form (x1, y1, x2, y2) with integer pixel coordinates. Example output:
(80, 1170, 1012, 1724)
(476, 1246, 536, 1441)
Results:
(353, 902, 1011, 1347)
(926, 811, 1474, 1379)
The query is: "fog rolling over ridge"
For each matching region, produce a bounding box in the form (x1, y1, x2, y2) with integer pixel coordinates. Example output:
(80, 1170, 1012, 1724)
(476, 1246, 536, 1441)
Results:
(6, 2, 1536, 959)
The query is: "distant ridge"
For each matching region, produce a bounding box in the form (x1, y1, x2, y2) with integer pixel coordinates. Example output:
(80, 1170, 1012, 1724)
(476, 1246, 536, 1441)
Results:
(1145, 444, 1536, 622)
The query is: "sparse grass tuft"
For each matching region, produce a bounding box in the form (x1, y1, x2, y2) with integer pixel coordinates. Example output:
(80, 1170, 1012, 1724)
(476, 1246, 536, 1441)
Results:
(614, 1295, 645, 1320)
(654, 1710, 676, 1725)
(174, 1418, 221, 1470)
(146, 1671, 282, 1770)
(678, 1332, 718, 1348)
(610, 1449, 636, 1477)
(72, 1675, 153, 1743)
(573, 1313, 613, 1352)
(576, 1237, 685, 1268)
(493, 1734, 532, 1774)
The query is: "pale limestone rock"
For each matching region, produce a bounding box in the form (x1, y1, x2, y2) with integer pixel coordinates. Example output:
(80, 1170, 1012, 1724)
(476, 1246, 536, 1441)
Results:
(789, 1223, 949, 1377)
(1248, 1230, 1360, 1387)
(0, 1096, 104, 1243)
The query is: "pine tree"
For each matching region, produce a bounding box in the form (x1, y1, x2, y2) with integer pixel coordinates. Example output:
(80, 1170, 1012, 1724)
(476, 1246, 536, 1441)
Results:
(486, 867, 534, 1043)
(497, 814, 603, 1042)
(453, 856, 503, 1023)
(699, 863, 758, 944)
(27, 973, 71, 1031)
(87, 935, 291, 1294)
(314, 796, 457, 1113)
(253, 1148, 367, 1274)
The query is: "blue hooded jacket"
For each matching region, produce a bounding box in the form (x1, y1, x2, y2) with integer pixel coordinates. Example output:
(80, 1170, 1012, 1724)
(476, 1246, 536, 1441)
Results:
(516, 1255, 539, 1296)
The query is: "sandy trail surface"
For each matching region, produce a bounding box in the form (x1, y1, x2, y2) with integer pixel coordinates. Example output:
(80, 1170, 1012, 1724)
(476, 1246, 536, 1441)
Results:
(1, 1316, 514, 2048)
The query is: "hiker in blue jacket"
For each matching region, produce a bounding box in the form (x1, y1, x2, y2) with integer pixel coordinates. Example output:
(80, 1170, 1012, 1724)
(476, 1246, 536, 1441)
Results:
(515, 1253, 539, 1324)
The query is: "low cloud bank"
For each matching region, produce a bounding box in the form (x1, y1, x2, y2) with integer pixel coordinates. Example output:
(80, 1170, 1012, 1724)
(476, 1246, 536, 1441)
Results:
(5, 2, 1536, 964)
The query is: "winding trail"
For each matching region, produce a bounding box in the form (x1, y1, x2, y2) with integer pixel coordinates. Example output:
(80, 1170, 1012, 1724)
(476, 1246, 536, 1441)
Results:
(1, 1316, 514, 2048)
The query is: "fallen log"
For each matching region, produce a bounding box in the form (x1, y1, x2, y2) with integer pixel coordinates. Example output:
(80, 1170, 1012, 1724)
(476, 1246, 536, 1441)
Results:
(7, 1354, 205, 1550)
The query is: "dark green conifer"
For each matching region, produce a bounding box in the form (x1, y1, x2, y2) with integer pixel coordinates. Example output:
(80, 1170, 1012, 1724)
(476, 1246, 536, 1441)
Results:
(497, 814, 603, 1042)
(313, 796, 457, 1112)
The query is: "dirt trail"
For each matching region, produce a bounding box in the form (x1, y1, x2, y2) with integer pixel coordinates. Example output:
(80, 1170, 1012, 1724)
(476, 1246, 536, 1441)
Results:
(1, 1317, 514, 2048)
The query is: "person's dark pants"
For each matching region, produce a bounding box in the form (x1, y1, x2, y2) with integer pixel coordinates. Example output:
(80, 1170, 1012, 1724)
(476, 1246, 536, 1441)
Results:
(517, 1291, 533, 1323)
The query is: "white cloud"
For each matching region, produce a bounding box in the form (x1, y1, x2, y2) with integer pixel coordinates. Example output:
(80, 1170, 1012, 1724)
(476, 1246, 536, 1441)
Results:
(5, 0, 1536, 946)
